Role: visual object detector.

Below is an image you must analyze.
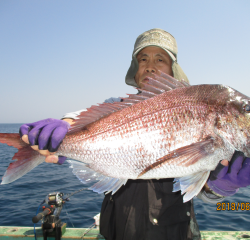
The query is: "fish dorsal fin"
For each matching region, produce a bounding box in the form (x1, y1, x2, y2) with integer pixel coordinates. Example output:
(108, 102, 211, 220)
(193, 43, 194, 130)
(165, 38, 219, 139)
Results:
(154, 71, 190, 88)
(68, 160, 127, 194)
(68, 102, 132, 133)
(68, 73, 188, 134)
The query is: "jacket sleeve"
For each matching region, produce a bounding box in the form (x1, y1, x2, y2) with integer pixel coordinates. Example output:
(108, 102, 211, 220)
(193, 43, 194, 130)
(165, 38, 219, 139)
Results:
(104, 97, 122, 103)
(61, 109, 87, 120)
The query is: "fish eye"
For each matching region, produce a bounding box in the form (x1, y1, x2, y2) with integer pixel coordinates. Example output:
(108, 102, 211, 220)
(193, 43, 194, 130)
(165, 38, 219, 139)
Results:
(243, 104, 250, 113)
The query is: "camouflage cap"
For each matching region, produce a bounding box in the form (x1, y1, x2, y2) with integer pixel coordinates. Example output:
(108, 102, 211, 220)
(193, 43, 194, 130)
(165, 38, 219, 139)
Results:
(125, 28, 189, 87)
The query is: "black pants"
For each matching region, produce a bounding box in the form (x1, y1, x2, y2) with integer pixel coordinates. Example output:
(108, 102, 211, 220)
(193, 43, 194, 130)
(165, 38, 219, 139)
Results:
(100, 179, 198, 240)
(145, 221, 189, 240)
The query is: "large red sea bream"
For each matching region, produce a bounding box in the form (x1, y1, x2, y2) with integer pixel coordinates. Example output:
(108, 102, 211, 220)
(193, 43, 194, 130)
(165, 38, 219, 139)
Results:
(1, 73, 250, 202)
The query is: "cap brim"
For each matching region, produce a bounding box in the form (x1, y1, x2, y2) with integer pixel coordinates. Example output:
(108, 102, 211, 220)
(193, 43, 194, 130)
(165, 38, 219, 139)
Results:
(133, 45, 176, 62)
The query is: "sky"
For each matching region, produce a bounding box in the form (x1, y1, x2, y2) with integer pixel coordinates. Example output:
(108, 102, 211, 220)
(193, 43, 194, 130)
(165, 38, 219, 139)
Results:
(0, 0, 250, 123)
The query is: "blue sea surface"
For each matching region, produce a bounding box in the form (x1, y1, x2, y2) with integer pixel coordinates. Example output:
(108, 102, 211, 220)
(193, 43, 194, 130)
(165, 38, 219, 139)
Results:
(0, 123, 250, 231)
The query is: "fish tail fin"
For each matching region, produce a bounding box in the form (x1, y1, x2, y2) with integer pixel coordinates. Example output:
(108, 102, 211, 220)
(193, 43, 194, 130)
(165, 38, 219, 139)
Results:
(0, 133, 45, 184)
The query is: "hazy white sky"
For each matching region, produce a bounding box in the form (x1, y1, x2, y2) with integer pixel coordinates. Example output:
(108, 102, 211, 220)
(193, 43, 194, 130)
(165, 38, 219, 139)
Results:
(0, 0, 249, 123)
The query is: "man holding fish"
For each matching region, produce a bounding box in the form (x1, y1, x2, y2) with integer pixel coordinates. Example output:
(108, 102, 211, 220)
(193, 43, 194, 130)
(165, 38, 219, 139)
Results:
(18, 29, 250, 239)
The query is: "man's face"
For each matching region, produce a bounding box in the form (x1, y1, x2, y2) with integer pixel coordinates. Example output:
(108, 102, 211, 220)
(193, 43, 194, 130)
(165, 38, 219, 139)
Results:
(134, 46, 173, 88)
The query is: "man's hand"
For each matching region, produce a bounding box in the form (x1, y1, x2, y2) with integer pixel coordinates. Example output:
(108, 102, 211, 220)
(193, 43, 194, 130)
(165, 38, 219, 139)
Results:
(19, 118, 73, 164)
(207, 151, 250, 196)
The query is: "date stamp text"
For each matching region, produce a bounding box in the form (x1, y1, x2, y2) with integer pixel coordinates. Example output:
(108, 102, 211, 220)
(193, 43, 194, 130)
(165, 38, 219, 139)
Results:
(217, 202, 250, 211)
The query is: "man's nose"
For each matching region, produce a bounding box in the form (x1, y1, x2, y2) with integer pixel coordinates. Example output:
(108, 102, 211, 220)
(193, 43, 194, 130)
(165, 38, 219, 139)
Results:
(146, 68, 156, 73)
(145, 62, 156, 73)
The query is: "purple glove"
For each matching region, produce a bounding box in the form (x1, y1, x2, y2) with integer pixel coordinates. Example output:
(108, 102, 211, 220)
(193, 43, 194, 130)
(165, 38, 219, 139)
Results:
(19, 118, 70, 164)
(207, 151, 250, 196)
(57, 156, 67, 165)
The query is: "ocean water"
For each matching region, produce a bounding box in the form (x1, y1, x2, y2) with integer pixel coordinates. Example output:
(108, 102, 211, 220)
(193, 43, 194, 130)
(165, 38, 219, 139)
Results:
(0, 123, 250, 231)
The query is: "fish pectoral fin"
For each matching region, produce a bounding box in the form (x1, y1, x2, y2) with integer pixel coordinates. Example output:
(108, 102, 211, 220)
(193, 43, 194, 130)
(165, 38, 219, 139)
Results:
(68, 160, 127, 194)
(138, 137, 215, 178)
(173, 171, 210, 202)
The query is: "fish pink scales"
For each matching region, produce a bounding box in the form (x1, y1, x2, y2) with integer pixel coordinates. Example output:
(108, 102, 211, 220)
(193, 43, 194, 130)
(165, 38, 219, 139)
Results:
(1, 74, 250, 202)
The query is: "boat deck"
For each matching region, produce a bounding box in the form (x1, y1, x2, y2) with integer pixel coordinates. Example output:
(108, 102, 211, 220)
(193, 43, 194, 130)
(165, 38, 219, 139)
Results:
(1, 226, 250, 240)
